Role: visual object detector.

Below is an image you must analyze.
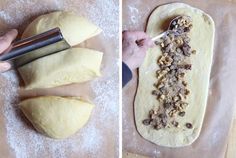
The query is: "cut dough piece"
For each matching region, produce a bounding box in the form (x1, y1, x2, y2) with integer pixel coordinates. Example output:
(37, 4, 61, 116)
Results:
(22, 11, 102, 46)
(135, 3, 215, 147)
(18, 48, 103, 89)
(19, 96, 94, 139)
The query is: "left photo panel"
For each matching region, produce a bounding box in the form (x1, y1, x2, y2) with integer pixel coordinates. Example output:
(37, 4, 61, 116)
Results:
(0, 0, 119, 158)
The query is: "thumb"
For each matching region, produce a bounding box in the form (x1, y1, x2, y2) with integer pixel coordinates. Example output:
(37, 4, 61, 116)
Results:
(145, 37, 155, 47)
(0, 62, 11, 72)
(0, 29, 18, 54)
(139, 38, 154, 49)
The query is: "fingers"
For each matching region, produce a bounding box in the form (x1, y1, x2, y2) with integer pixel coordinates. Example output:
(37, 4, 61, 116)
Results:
(0, 29, 18, 54)
(139, 37, 154, 49)
(0, 62, 11, 72)
(123, 30, 154, 48)
(123, 30, 149, 41)
(0, 29, 17, 73)
(132, 31, 149, 39)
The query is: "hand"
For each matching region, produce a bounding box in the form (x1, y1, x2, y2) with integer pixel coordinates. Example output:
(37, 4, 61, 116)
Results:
(0, 29, 18, 72)
(122, 30, 153, 70)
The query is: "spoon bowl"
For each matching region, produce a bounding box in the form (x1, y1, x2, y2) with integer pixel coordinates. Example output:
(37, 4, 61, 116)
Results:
(151, 16, 183, 41)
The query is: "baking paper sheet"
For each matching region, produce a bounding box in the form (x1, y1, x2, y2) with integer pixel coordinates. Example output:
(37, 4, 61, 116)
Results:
(122, 0, 236, 157)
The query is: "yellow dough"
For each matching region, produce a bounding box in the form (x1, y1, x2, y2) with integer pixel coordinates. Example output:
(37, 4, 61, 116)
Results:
(135, 3, 215, 147)
(19, 96, 94, 139)
(22, 11, 102, 46)
(18, 48, 103, 89)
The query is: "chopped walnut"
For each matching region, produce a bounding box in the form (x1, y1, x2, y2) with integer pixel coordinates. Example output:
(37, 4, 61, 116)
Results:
(159, 94, 165, 101)
(158, 54, 173, 66)
(156, 69, 168, 79)
(163, 102, 172, 109)
(169, 15, 193, 33)
(173, 96, 179, 102)
(143, 15, 195, 130)
(182, 81, 187, 86)
(175, 37, 184, 45)
(168, 109, 178, 117)
(172, 121, 179, 127)
(160, 42, 165, 48)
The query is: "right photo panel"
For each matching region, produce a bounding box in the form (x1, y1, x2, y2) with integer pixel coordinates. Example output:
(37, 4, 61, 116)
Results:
(122, 1, 236, 158)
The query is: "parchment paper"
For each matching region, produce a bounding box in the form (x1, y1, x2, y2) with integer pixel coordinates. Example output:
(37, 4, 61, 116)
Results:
(0, 0, 119, 158)
(122, 0, 236, 157)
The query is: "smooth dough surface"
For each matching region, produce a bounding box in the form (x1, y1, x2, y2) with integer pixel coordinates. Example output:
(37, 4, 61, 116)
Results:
(22, 11, 102, 46)
(20, 96, 94, 139)
(18, 48, 103, 89)
(135, 3, 215, 147)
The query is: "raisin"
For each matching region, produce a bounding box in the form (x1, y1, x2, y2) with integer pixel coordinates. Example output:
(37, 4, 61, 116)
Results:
(186, 123, 193, 129)
(178, 111, 185, 117)
(142, 119, 151, 126)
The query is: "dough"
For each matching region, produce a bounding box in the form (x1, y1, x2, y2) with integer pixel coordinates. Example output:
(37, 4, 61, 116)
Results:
(134, 3, 215, 147)
(18, 48, 103, 89)
(22, 11, 102, 46)
(19, 96, 94, 139)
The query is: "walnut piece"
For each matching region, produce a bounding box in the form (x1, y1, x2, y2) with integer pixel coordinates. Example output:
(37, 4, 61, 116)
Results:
(144, 15, 195, 130)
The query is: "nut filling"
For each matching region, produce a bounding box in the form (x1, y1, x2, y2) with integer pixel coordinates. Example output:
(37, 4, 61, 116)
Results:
(143, 16, 195, 130)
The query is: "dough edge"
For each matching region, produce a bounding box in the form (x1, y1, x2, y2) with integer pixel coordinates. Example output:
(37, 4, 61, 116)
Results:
(134, 2, 215, 147)
(19, 96, 94, 139)
(22, 11, 102, 46)
(18, 47, 103, 89)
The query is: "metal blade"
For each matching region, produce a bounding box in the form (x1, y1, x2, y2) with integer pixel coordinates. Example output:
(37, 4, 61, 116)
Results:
(0, 27, 71, 68)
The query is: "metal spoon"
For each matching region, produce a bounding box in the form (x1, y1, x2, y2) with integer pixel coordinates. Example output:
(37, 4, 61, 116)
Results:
(151, 16, 183, 41)
(136, 16, 184, 46)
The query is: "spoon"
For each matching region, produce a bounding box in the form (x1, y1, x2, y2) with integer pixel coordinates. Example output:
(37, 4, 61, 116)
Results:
(151, 16, 183, 41)
(136, 16, 185, 46)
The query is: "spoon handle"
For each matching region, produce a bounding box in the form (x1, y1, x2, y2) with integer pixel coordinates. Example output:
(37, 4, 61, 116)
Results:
(151, 31, 166, 41)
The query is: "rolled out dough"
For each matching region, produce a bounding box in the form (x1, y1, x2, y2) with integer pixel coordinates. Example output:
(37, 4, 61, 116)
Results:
(22, 11, 102, 46)
(20, 96, 94, 139)
(18, 48, 103, 89)
(134, 3, 215, 147)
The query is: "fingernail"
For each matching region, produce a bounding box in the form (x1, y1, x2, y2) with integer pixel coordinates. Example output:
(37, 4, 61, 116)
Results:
(9, 29, 18, 34)
(6, 29, 18, 37)
(3, 29, 18, 38)
(0, 29, 17, 40)
(0, 63, 11, 72)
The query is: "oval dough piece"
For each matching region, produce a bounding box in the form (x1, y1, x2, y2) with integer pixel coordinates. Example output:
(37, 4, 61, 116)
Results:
(135, 3, 215, 147)
(19, 96, 94, 139)
(18, 48, 103, 89)
(22, 11, 102, 46)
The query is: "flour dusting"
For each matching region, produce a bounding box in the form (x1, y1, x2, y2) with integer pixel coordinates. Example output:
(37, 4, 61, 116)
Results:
(123, 1, 151, 30)
(0, 0, 119, 157)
